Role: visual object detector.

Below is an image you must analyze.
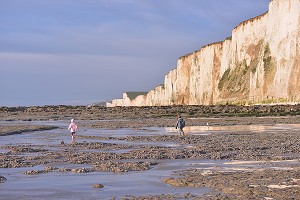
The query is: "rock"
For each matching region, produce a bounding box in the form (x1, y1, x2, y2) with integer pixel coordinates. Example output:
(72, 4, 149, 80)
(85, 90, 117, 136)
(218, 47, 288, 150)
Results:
(162, 178, 186, 187)
(24, 170, 40, 175)
(93, 161, 157, 173)
(0, 176, 6, 183)
(71, 168, 94, 173)
(92, 183, 104, 188)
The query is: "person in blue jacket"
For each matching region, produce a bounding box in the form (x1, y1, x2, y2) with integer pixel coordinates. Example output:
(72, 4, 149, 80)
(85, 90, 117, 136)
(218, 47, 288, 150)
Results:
(175, 115, 185, 135)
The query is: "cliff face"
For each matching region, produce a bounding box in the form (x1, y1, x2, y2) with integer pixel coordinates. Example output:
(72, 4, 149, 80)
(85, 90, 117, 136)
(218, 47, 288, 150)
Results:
(107, 0, 300, 107)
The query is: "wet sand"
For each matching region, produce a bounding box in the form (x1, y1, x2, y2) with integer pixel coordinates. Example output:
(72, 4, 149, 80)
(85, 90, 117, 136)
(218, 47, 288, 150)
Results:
(1, 105, 300, 199)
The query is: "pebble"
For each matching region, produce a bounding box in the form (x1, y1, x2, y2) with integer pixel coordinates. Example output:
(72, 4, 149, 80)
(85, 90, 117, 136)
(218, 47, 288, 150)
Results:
(92, 183, 104, 188)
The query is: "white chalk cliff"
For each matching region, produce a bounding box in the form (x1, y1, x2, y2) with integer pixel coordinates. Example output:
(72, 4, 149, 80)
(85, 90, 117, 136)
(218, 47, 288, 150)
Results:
(107, 0, 300, 107)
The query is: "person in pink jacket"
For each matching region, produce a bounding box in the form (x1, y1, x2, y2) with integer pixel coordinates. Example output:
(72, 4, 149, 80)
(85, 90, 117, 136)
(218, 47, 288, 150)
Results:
(67, 119, 78, 144)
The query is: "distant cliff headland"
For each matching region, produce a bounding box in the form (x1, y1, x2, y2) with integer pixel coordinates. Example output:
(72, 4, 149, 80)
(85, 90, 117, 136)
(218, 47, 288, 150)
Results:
(107, 0, 300, 107)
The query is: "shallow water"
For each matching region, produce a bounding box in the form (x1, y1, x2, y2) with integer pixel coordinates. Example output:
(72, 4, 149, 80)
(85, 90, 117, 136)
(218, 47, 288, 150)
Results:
(165, 124, 300, 134)
(0, 161, 209, 200)
(1, 120, 300, 199)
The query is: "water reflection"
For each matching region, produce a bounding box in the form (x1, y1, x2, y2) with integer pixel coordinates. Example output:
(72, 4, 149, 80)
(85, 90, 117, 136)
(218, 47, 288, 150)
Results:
(164, 124, 299, 135)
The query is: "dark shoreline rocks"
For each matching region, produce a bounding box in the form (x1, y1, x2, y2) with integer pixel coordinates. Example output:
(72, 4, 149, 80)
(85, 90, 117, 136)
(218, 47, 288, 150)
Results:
(1, 104, 300, 121)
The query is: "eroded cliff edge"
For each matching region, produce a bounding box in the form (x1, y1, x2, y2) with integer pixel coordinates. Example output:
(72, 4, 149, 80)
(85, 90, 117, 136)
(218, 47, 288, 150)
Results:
(107, 0, 300, 107)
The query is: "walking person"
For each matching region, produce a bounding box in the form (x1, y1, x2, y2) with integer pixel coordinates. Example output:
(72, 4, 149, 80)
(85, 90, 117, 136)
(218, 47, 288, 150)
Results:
(68, 119, 78, 144)
(175, 115, 185, 136)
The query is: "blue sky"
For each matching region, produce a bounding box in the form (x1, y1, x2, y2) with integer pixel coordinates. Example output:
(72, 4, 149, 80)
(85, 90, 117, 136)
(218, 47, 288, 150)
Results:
(0, 0, 269, 106)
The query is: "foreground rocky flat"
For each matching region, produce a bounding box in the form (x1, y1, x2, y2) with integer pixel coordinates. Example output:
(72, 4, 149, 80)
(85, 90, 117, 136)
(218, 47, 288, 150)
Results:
(1, 105, 300, 199)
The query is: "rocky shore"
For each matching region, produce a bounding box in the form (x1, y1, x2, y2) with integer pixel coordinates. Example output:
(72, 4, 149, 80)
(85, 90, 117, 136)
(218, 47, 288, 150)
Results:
(1, 104, 300, 121)
(1, 105, 300, 199)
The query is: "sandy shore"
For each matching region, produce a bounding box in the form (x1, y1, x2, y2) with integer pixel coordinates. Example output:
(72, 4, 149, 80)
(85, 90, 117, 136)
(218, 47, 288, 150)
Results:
(1, 105, 300, 199)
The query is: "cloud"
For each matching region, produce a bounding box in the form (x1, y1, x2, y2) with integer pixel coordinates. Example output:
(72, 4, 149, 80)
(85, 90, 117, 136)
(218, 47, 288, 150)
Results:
(0, 0, 269, 56)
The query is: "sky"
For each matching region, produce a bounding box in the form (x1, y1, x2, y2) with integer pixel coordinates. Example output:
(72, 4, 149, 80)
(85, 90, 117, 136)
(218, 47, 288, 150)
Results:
(0, 0, 270, 106)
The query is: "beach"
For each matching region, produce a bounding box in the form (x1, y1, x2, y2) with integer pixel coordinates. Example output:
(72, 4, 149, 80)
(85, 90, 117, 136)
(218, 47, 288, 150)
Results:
(1, 105, 300, 199)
